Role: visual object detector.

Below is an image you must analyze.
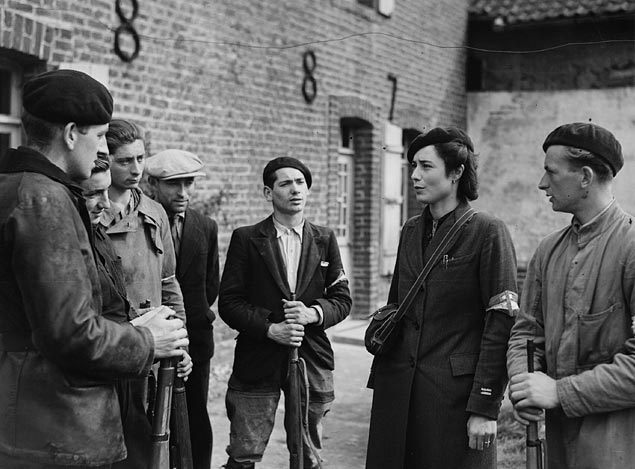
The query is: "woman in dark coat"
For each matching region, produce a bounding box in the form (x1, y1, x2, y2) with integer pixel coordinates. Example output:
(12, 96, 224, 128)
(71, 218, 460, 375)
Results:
(366, 127, 518, 469)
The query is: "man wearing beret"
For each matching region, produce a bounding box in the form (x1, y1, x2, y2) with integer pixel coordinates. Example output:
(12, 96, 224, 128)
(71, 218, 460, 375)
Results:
(146, 149, 219, 469)
(219, 157, 352, 469)
(0, 69, 189, 468)
(508, 122, 635, 468)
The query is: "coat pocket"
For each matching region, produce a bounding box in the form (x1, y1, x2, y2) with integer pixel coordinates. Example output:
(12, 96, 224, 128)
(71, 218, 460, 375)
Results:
(578, 303, 629, 369)
(449, 352, 479, 376)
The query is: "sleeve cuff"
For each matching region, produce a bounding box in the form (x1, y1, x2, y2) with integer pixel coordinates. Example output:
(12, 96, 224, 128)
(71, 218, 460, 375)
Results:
(312, 305, 324, 326)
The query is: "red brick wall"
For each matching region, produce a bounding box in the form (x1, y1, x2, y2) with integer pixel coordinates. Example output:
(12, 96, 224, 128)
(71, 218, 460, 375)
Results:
(2, 0, 468, 318)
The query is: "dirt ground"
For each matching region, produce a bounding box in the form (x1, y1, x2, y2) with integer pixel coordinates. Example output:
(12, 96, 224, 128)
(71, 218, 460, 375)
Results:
(207, 336, 374, 469)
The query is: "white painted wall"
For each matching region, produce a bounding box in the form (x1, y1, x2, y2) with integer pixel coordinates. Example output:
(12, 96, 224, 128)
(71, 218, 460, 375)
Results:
(468, 87, 635, 262)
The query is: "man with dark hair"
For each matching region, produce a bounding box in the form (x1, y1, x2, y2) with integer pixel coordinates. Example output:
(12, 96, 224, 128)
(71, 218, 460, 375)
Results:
(219, 157, 352, 469)
(146, 149, 219, 469)
(100, 119, 185, 322)
(508, 122, 635, 468)
(0, 69, 188, 468)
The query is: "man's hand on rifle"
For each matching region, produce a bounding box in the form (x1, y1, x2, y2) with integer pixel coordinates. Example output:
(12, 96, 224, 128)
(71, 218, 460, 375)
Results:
(467, 414, 497, 451)
(282, 298, 320, 325)
(177, 350, 193, 380)
(267, 321, 304, 347)
(509, 371, 558, 425)
(131, 305, 189, 359)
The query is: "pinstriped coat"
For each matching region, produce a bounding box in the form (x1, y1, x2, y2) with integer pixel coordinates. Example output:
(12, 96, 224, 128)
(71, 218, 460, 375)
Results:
(366, 202, 517, 469)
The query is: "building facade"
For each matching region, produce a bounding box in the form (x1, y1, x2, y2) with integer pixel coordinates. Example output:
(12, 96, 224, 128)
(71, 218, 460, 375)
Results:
(1, 0, 468, 317)
(466, 0, 635, 263)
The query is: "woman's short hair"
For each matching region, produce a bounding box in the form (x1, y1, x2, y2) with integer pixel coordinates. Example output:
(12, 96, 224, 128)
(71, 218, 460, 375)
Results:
(106, 119, 145, 156)
(435, 140, 479, 201)
(408, 127, 479, 201)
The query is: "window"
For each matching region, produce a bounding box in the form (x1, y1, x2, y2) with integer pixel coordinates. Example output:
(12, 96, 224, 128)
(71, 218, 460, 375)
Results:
(0, 60, 22, 159)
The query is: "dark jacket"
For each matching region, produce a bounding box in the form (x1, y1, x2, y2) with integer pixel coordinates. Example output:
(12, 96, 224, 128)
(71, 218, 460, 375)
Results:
(366, 203, 517, 469)
(219, 216, 351, 397)
(176, 208, 219, 362)
(0, 147, 154, 466)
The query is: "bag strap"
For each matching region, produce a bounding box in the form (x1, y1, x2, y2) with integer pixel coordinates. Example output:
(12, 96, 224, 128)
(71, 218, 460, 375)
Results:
(389, 208, 477, 324)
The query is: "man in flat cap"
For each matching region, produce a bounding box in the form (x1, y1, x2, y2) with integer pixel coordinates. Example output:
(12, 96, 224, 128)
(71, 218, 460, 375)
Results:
(507, 122, 635, 468)
(219, 156, 352, 469)
(146, 149, 219, 469)
(0, 70, 189, 468)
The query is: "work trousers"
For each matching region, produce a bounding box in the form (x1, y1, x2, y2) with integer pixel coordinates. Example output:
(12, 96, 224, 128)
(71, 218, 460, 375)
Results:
(224, 385, 331, 469)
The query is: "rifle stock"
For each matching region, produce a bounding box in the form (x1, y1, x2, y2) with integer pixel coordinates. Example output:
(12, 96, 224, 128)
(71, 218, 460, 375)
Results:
(170, 376, 193, 469)
(149, 357, 176, 469)
(526, 339, 544, 469)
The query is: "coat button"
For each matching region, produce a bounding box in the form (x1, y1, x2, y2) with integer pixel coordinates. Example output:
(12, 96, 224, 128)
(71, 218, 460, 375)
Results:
(413, 322, 420, 330)
(409, 356, 416, 367)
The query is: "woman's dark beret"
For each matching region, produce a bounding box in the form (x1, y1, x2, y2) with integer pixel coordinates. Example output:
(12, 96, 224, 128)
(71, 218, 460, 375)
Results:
(407, 127, 474, 163)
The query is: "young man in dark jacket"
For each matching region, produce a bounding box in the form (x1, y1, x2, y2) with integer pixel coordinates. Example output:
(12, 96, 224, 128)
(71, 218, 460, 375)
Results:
(219, 157, 352, 469)
(146, 149, 219, 469)
(0, 70, 189, 468)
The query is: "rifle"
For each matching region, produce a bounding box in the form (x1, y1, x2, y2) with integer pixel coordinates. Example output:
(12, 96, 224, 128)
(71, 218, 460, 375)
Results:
(287, 293, 304, 469)
(149, 355, 176, 469)
(526, 339, 544, 469)
(169, 376, 193, 469)
(144, 300, 193, 469)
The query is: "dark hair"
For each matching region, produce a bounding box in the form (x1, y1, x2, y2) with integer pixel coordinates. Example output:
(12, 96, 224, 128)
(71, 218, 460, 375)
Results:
(106, 119, 145, 156)
(22, 111, 92, 149)
(563, 146, 613, 183)
(92, 155, 111, 175)
(22, 111, 63, 149)
(434, 141, 479, 201)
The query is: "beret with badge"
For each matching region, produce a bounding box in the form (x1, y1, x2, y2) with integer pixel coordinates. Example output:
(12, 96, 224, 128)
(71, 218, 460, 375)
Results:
(543, 122, 623, 176)
(407, 127, 474, 163)
(263, 156, 313, 189)
(22, 69, 113, 125)
(145, 149, 206, 180)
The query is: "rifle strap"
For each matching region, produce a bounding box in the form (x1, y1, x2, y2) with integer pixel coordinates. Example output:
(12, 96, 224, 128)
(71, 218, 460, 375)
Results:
(390, 208, 477, 324)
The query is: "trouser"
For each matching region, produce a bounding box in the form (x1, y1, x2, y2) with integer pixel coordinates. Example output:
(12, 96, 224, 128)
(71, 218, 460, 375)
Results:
(224, 386, 332, 468)
(185, 359, 213, 469)
(113, 376, 152, 469)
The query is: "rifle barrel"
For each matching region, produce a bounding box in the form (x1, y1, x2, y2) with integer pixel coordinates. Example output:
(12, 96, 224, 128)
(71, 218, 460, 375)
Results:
(526, 339, 543, 469)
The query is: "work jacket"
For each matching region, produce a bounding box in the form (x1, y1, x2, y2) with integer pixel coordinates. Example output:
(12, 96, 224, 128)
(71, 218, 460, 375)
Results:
(508, 200, 635, 469)
(100, 189, 185, 321)
(0, 147, 154, 466)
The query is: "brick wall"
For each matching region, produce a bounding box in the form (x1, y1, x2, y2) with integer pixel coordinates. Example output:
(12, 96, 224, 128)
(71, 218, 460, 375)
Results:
(2, 0, 468, 318)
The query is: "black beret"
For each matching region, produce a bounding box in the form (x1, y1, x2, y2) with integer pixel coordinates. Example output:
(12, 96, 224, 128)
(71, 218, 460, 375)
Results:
(543, 122, 623, 176)
(407, 127, 474, 163)
(263, 157, 312, 189)
(23, 69, 113, 125)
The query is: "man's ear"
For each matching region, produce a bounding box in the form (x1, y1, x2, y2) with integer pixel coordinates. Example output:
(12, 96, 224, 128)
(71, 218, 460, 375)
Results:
(263, 185, 272, 202)
(62, 122, 78, 150)
(581, 166, 594, 188)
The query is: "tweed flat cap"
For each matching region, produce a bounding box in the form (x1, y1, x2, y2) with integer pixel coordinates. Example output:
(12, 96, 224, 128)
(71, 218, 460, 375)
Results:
(145, 149, 206, 180)
(543, 122, 623, 176)
(23, 69, 113, 125)
(407, 127, 474, 163)
(263, 157, 312, 189)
